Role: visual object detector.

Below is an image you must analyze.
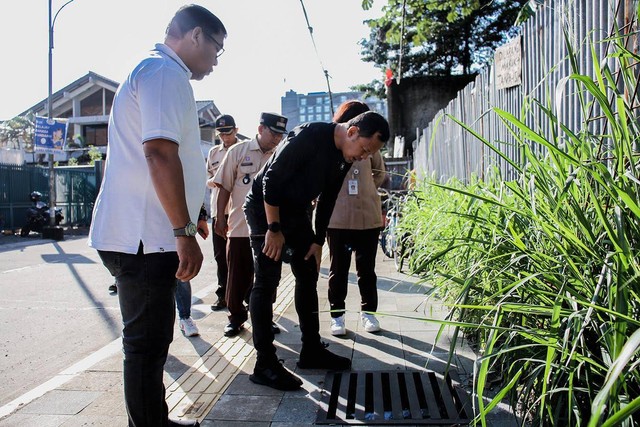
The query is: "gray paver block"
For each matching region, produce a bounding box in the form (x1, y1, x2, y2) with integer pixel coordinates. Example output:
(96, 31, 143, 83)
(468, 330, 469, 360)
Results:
(77, 391, 126, 416)
(272, 396, 318, 423)
(59, 414, 129, 426)
(204, 394, 280, 421)
(201, 421, 269, 426)
(58, 371, 121, 392)
(89, 354, 123, 372)
(350, 357, 404, 371)
(17, 390, 102, 415)
(0, 414, 71, 427)
(219, 374, 283, 396)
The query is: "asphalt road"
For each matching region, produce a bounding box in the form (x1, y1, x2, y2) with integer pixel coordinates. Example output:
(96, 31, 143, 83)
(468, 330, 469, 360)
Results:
(0, 230, 218, 407)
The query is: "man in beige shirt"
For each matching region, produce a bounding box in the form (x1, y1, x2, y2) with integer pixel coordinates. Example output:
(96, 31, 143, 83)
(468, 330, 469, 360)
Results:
(206, 114, 239, 311)
(213, 112, 288, 337)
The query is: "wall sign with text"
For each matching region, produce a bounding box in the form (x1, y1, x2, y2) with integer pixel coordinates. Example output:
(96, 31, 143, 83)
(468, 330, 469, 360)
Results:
(494, 36, 522, 90)
(34, 116, 68, 153)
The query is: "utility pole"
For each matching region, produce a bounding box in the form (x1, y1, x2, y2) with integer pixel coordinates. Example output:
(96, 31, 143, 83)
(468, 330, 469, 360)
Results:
(44, 0, 75, 240)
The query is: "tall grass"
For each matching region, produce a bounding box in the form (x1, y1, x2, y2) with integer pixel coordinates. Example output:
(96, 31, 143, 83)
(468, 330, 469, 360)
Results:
(401, 12, 640, 427)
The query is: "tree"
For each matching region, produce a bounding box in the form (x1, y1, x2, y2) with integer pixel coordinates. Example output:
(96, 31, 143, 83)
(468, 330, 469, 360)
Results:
(359, 0, 530, 81)
(0, 112, 35, 152)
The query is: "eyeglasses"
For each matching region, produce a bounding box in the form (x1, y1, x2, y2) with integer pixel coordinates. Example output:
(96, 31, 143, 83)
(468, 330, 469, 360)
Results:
(204, 33, 225, 58)
(216, 129, 235, 136)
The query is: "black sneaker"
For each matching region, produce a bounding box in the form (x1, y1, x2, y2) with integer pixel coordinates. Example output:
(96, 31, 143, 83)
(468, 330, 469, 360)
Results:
(223, 322, 244, 337)
(211, 298, 227, 311)
(271, 322, 281, 335)
(249, 361, 303, 391)
(297, 345, 351, 370)
(108, 283, 117, 294)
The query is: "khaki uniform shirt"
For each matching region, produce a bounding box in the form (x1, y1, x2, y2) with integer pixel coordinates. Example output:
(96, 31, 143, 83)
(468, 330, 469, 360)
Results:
(328, 151, 386, 230)
(206, 143, 233, 216)
(213, 137, 275, 237)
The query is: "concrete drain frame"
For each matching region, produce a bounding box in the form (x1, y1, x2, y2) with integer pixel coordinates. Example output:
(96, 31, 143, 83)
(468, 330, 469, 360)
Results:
(316, 370, 472, 425)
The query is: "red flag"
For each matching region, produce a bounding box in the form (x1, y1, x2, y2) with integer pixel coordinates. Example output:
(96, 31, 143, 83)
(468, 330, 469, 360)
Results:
(385, 68, 393, 87)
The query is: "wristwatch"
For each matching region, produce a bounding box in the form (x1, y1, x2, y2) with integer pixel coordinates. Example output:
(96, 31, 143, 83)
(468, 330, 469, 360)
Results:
(173, 221, 197, 237)
(267, 221, 281, 233)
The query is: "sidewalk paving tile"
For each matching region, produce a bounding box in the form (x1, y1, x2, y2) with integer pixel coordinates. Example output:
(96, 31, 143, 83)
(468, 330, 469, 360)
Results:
(16, 390, 101, 415)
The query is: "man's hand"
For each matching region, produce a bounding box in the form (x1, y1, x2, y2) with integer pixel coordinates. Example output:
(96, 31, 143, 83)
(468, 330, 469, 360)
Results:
(175, 237, 204, 281)
(263, 230, 285, 261)
(197, 218, 209, 239)
(214, 215, 228, 238)
(304, 243, 322, 272)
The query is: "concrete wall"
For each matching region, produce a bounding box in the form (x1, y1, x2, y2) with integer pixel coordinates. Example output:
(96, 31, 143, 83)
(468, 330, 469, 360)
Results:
(386, 75, 476, 156)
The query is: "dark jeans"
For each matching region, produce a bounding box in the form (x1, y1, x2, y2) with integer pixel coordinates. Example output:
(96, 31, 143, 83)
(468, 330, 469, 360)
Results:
(327, 228, 380, 317)
(246, 207, 322, 368)
(175, 280, 192, 319)
(212, 217, 228, 300)
(98, 244, 178, 427)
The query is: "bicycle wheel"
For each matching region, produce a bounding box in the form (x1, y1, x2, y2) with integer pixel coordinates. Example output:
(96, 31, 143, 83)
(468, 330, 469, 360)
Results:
(380, 227, 395, 258)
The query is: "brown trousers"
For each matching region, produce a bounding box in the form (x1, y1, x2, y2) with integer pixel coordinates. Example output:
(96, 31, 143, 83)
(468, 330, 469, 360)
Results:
(225, 237, 254, 325)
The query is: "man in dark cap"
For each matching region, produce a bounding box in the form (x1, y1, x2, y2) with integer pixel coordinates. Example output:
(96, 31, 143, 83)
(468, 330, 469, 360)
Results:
(243, 111, 390, 391)
(212, 112, 287, 337)
(206, 114, 240, 311)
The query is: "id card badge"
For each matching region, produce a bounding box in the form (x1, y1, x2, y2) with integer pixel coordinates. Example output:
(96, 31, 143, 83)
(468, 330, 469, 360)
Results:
(348, 179, 359, 195)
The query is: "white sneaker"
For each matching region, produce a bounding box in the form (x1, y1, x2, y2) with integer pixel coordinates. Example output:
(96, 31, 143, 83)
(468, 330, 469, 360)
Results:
(330, 315, 346, 336)
(361, 313, 381, 333)
(179, 317, 199, 337)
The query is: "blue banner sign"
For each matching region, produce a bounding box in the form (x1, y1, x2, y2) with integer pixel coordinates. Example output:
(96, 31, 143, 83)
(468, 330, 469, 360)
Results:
(34, 116, 68, 153)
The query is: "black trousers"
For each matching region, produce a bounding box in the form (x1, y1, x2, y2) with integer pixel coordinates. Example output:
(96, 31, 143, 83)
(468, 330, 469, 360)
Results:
(327, 228, 380, 318)
(211, 216, 228, 300)
(245, 206, 322, 368)
(98, 244, 178, 427)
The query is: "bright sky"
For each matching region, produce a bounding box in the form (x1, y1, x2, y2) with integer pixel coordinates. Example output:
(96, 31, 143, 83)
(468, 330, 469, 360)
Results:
(0, 0, 384, 132)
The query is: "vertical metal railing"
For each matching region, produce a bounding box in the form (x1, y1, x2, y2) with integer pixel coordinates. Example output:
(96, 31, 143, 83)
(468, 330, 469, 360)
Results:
(415, 0, 636, 183)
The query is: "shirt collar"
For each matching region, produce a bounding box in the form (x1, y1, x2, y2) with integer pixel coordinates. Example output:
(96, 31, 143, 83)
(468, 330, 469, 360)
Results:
(153, 43, 192, 79)
(250, 137, 274, 154)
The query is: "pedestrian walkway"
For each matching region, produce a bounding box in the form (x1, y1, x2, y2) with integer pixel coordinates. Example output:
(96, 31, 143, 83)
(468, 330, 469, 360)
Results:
(0, 240, 518, 426)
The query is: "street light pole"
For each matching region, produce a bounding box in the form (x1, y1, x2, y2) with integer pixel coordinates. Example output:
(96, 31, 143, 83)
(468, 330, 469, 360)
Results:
(46, 0, 75, 228)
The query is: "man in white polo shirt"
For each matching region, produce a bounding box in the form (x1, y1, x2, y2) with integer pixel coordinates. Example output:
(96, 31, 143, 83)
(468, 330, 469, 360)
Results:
(88, 5, 226, 427)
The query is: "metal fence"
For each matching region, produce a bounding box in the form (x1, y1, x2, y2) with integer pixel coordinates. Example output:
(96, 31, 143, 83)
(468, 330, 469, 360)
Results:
(0, 163, 99, 230)
(415, 0, 635, 183)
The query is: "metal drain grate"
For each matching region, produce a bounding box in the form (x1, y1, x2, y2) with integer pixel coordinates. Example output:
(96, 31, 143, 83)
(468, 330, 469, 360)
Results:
(316, 370, 472, 425)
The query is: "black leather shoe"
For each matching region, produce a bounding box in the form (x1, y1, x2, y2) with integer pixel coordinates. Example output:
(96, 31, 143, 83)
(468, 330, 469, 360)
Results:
(297, 345, 351, 370)
(168, 419, 200, 426)
(224, 322, 243, 337)
(249, 362, 302, 391)
(271, 322, 281, 334)
(108, 283, 117, 293)
(211, 298, 227, 311)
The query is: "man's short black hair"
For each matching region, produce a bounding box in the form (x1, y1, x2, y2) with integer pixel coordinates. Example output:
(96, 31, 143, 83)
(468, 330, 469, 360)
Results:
(347, 111, 390, 144)
(166, 4, 227, 39)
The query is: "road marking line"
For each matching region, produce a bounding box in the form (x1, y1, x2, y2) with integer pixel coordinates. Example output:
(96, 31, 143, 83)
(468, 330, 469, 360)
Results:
(0, 284, 214, 419)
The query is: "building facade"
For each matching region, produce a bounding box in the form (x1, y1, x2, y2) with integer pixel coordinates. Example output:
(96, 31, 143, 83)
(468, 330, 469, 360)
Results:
(281, 90, 387, 129)
(1, 71, 221, 165)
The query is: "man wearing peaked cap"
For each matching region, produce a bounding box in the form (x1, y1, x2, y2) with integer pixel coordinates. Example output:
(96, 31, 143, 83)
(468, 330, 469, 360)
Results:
(260, 112, 288, 134)
(211, 112, 287, 338)
(215, 114, 236, 132)
(206, 114, 240, 312)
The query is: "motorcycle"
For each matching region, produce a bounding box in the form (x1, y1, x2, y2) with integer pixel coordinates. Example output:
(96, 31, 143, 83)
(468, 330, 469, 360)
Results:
(20, 191, 63, 237)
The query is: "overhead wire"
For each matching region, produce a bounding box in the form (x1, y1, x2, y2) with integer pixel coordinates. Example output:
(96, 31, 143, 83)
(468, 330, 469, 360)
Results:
(298, 0, 334, 116)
